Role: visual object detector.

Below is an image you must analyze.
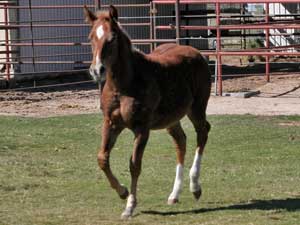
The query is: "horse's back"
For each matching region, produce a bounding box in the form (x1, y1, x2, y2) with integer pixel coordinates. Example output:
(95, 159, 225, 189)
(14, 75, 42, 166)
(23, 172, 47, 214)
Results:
(148, 44, 202, 64)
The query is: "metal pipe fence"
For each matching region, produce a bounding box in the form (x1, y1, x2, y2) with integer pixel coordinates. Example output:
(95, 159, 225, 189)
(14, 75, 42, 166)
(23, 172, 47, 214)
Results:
(0, 1, 155, 88)
(0, 0, 299, 95)
(153, 0, 300, 95)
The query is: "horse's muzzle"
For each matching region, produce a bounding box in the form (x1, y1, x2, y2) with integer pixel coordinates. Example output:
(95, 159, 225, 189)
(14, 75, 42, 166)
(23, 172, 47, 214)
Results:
(89, 65, 106, 82)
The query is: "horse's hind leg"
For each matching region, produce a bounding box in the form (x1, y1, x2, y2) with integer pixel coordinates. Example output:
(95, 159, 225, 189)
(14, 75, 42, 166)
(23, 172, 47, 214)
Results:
(188, 109, 210, 201)
(98, 119, 128, 199)
(167, 122, 187, 205)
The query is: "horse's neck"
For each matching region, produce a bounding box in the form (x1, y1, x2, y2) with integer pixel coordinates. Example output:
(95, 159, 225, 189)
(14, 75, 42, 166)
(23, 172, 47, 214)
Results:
(107, 35, 135, 92)
(109, 56, 133, 92)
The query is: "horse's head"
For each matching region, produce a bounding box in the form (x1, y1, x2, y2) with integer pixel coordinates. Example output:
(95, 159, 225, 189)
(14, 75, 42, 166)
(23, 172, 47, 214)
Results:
(84, 5, 119, 82)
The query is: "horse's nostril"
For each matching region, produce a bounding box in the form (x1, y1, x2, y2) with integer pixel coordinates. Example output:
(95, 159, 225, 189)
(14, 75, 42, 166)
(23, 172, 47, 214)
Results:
(100, 66, 106, 75)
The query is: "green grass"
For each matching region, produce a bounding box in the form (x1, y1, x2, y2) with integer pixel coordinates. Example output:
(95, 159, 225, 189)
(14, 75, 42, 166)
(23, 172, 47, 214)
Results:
(0, 114, 299, 225)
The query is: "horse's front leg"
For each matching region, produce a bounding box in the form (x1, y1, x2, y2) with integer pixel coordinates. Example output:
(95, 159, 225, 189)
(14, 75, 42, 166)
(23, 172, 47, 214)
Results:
(98, 119, 128, 199)
(121, 129, 149, 219)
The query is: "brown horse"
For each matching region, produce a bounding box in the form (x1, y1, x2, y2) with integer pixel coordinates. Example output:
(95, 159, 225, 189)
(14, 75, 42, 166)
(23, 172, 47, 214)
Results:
(84, 5, 211, 219)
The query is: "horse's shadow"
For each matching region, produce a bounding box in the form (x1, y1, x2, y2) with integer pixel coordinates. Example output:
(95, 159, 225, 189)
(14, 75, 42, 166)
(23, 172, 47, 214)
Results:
(142, 198, 300, 216)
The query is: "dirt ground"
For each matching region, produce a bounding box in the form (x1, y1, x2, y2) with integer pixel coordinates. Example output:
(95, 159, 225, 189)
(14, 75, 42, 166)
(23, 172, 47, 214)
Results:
(0, 74, 299, 117)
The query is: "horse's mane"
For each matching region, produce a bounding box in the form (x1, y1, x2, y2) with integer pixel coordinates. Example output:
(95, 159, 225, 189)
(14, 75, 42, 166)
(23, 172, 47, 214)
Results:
(115, 22, 134, 52)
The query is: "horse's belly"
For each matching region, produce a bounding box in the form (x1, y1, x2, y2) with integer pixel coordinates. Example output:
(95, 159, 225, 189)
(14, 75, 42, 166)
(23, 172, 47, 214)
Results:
(150, 82, 193, 129)
(150, 114, 186, 130)
(151, 96, 193, 129)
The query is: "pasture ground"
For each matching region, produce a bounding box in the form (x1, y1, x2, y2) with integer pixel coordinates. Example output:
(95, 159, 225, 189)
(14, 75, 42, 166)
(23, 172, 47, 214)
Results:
(0, 114, 299, 225)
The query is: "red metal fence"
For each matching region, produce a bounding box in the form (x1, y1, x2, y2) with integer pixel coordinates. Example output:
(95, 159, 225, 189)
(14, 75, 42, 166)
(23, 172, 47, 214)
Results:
(152, 0, 300, 95)
(0, 0, 299, 95)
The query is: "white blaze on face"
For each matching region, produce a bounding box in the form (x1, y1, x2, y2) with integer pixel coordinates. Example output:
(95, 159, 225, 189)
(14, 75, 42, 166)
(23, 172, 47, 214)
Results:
(95, 53, 102, 71)
(96, 25, 104, 39)
(94, 52, 103, 78)
(89, 51, 103, 82)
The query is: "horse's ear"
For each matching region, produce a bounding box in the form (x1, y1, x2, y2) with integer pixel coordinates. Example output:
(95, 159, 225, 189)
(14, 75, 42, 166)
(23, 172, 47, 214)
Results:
(84, 5, 97, 25)
(109, 5, 118, 22)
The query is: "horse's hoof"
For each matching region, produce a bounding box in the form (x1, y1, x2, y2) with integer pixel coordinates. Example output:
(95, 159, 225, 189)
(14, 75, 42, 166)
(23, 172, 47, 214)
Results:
(192, 189, 202, 200)
(121, 209, 133, 220)
(167, 198, 179, 205)
(119, 187, 129, 200)
(121, 212, 132, 220)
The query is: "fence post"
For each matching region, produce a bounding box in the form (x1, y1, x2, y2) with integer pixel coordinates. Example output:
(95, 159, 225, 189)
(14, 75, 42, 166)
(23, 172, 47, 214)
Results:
(265, 2, 270, 82)
(216, 2, 222, 96)
(28, 0, 37, 87)
(150, 1, 154, 52)
(214, 59, 218, 96)
(175, 0, 181, 45)
(152, 2, 158, 49)
(4, 3, 10, 82)
(94, 0, 101, 10)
